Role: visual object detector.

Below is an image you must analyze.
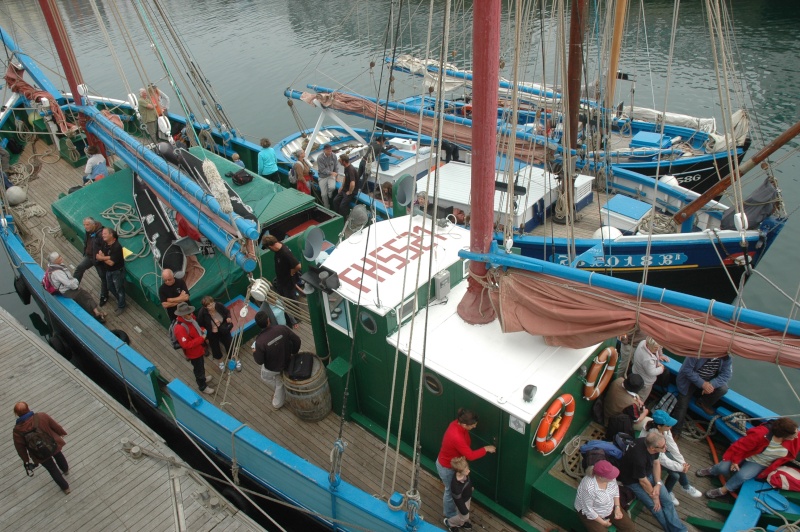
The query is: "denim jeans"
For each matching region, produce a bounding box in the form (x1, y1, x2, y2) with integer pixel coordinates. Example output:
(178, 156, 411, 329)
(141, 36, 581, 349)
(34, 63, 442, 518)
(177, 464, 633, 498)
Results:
(626, 474, 687, 532)
(664, 469, 690, 492)
(105, 268, 126, 309)
(709, 459, 766, 492)
(672, 383, 728, 433)
(436, 459, 457, 518)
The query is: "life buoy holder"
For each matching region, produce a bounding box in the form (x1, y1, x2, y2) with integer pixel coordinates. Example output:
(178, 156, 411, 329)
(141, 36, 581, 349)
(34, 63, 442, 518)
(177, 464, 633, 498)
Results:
(535, 393, 575, 455)
(582, 347, 618, 400)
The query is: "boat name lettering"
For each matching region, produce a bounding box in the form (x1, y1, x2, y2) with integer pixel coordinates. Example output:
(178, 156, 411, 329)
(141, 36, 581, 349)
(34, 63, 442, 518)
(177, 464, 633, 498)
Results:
(677, 173, 702, 183)
(339, 225, 446, 293)
(551, 253, 688, 268)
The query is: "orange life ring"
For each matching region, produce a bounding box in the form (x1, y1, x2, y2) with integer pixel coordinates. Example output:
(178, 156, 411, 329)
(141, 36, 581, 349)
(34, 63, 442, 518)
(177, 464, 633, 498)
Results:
(535, 394, 575, 455)
(460, 104, 472, 117)
(582, 347, 618, 400)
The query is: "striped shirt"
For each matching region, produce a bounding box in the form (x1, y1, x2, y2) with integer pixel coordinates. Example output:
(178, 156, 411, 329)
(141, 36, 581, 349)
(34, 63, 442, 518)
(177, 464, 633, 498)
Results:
(697, 358, 722, 381)
(574, 475, 619, 520)
(751, 440, 789, 467)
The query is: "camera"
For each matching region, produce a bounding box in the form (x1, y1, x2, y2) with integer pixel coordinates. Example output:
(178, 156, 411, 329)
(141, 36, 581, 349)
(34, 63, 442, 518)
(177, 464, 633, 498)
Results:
(25, 462, 38, 473)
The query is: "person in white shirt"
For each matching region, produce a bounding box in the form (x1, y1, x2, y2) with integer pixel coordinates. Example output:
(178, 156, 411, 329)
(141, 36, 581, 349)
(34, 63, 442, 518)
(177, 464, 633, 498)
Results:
(632, 337, 670, 402)
(646, 409, 703, 508)
(45, 251, 106, 323)
(574, 460, 635, 531)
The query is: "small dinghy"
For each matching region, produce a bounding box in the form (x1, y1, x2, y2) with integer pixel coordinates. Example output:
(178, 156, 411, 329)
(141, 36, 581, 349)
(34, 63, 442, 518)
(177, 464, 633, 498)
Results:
(132, 173, 187, 277)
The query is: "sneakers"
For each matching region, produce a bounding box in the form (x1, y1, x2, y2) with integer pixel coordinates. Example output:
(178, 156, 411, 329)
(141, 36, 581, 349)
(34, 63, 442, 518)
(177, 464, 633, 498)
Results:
(219, 361, 225, 372)
(235, 360, 242, 371)
(461, 522, 473, 530)
(669, 492, 680, 506)
(696, 467, 714, 477)
(205, 375, 213, 383)
(201, 386, 215, 395)
(443, 518, 458, 532)
(63, 488, 71, 495)
(99, 297, 108, 307)
(62, 469, 69, 476)
(682, 484, 703, 498)
(706, 487, 726, 499)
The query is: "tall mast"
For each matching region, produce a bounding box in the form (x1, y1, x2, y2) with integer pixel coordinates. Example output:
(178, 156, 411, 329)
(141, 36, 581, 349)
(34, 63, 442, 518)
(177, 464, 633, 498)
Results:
(566, 0, 588, 150)
(38, 0, 100, 148)
(457, 0, 501, 325)
(605, 0, 629, 114)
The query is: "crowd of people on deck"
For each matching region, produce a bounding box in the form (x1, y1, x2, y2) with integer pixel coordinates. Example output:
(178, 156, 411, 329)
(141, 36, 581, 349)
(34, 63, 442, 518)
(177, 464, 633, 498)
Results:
(572, 335, 799, 532)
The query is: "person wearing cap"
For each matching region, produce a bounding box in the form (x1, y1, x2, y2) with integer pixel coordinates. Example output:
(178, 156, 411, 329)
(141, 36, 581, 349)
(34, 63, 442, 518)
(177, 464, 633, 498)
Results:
(257, 138, 279, 183)
(671, 355, 732, 437)
(316, 144, 338, 209)
(251, 310, 301, 410)
(574, 460, 635, 531)
(698, 416, 799, 499)
(603, 373, 650, 432)
(292, 149, 313, 195)
(619, 432, 687, 532)
(646, 410, 703, 507)
(632, 337, 671, 403)
(173, 302, 215, 395)
(45, 251, 106, 323)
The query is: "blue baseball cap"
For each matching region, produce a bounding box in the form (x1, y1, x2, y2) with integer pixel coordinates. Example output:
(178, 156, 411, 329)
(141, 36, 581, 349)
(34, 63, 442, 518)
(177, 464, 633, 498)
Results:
(653, 409, 677, 427)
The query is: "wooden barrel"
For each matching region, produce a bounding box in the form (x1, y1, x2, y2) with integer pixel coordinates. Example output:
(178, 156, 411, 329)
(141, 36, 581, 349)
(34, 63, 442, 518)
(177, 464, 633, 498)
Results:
(282, 355, 331, 422)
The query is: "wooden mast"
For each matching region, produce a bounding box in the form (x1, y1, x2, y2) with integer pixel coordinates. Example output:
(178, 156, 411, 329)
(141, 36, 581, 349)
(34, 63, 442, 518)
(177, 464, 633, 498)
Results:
(38, 0, 101, 150)
(457, 0, 501, 325)
(605, 0, 629, 115)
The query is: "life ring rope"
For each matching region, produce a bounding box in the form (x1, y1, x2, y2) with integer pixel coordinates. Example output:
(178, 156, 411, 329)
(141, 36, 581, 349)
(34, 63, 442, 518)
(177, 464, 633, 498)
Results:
(582, 347, 618, 401)
(535, 393, 575, 455)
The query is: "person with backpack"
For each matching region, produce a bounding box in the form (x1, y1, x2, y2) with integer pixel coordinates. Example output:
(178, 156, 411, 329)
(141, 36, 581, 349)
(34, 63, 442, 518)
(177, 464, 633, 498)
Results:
(575, 460, 635, 532)
(12, 402, 70, 495)
(698, 416, 799, 499)
(646, 410, 703, 507)
(45, 251, 106, 323)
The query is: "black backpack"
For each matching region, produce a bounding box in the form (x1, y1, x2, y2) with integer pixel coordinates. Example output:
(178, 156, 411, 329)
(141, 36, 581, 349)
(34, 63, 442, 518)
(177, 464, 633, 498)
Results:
(168, 321, 181, 350)
(23, 415, 58, 461)
(230, 168, 253, 186)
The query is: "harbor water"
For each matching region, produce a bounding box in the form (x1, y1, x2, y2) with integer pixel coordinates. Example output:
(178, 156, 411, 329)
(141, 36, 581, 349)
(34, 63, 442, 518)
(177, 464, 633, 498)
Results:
(1, 0, 798, 438)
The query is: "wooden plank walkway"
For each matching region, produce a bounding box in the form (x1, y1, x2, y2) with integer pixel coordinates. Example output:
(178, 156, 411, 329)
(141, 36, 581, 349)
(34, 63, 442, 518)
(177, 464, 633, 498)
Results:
(6, 139, 564, 531)
(0, 306, 263, 532)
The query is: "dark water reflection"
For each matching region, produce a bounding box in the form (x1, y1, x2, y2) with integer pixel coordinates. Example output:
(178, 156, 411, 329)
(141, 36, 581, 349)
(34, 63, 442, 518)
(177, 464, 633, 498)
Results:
(2, 0, 799, 414)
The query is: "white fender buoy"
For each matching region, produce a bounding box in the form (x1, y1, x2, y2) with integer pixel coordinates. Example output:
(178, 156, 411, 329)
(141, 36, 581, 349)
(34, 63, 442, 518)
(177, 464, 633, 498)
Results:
(593, 226, 622, 241)
(6, 186, 27, 206)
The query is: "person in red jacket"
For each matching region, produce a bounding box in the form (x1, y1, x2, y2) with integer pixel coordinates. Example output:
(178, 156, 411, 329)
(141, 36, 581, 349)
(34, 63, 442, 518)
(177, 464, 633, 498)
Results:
(12, 402, 70, 494)
(698, 417, 799, 498)
(174, 302, 214, 395)
(436, 408, 497, 522)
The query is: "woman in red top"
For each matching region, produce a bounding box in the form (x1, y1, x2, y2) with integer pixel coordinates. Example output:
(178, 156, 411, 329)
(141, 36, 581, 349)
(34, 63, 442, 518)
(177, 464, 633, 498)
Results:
(436, 408, 496, 524)
(174, 302, 215, 395)
(698, 417, 799, 498)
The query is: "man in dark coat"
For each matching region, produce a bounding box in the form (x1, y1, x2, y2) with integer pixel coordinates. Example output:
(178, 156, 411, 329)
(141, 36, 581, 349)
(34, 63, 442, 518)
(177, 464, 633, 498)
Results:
(12, 402, 70, 494)
(252, 310, 300, 410)
(261, 235, 301, 328)
(96, 227, 126, 315)
(73, 217, 106, 292)
(159, 268, 190, 323)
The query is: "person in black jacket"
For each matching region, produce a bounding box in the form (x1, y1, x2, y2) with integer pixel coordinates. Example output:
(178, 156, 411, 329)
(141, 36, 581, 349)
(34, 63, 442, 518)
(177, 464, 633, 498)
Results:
(74, 217, 106, 290)
(96, 228, 126, 315)
(197, 295, 236, 371)
(252, 310, 300, 410)
(445, 456, 473, 531)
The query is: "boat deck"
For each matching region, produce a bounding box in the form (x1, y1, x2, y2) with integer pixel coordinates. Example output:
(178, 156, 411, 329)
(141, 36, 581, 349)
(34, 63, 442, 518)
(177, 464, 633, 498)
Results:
(7, 140, 562, 531)
(8, 140, 743, 531)
(0, 306, 262, 531)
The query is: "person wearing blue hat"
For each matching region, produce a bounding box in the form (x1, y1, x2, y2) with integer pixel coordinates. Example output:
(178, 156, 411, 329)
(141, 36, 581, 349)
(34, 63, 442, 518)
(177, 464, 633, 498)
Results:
(647, 410, 703, 507)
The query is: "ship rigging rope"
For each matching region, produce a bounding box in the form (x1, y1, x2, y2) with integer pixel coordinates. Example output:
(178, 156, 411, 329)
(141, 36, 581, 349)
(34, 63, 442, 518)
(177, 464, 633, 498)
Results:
(87, 0, 135, 101)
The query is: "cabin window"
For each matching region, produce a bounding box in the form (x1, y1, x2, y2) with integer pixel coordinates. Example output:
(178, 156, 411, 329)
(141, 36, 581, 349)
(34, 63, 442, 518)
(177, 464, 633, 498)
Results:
(324, 293, 352, 337)
(423, 373, 443, 396)
(462, 259, 470, 280)
(396, 295, 416, 325)
(359, 312, 378, 334)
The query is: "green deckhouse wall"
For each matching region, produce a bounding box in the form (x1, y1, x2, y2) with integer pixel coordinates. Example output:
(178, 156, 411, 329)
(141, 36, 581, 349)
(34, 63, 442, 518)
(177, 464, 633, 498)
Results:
(323, 256, 605, 522)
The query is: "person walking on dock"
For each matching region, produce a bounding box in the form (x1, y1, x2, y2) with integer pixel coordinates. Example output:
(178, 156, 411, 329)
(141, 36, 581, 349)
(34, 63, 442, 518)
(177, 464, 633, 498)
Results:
(12, 402, 70, 495)
(252, 310, 300, 410)
(173, 303, 215, 395)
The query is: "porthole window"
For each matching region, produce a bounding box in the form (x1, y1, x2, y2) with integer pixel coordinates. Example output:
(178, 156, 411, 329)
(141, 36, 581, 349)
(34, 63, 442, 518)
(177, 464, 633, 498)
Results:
(359, 312, 377, 334)
(423, 373, 443, 396)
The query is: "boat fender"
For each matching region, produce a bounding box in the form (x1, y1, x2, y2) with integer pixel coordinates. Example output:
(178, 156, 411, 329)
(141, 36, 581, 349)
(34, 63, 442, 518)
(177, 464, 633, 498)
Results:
(14, 276, 31, 305)
(48, 334, 71, 360)
(582, 347, 618, 400)
(534, 393, 575, 455)
(221, 487, 248, 512)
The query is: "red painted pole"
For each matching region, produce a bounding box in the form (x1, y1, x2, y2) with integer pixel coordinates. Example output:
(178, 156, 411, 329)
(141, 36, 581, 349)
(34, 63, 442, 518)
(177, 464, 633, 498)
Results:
(457, 0, 501, 325)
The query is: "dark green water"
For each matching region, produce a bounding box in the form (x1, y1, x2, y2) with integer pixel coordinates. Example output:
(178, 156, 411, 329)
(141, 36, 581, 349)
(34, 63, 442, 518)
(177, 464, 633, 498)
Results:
(2, 0, 799, 415)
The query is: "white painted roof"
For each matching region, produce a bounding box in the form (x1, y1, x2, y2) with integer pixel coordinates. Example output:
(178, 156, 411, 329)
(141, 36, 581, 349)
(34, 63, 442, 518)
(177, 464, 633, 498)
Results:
(323, 215, 469, 316)
(387, 280, 598, 423)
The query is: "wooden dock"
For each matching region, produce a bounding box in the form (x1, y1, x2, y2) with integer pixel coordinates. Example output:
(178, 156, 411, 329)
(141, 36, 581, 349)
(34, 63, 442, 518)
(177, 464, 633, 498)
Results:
(0, 306, 263, 531)
(3, 139, 736, 531)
